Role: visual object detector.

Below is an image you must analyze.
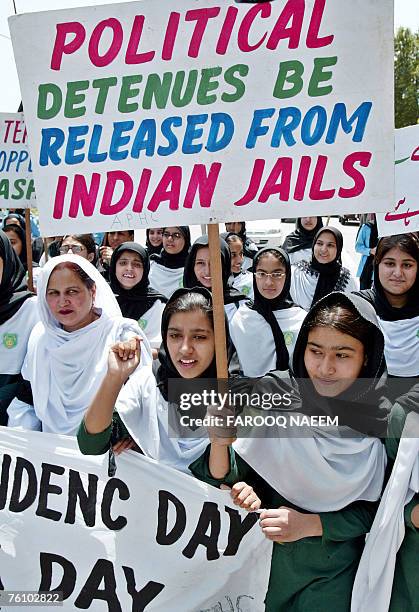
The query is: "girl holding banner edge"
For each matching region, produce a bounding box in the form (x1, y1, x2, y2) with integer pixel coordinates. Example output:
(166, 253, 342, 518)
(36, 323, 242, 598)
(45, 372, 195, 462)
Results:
(78, 287, 227, 475)
(190, 292, 390, 611)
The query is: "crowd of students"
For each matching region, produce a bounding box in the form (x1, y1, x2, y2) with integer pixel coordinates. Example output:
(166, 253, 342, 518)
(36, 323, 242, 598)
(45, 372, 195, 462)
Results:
(0, 216, 418, 611)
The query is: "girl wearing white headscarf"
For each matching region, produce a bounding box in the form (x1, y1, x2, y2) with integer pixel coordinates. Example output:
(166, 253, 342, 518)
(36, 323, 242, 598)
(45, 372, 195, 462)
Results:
(78, 288, 221, 475)
(230, 247, 305, 376)
(290, 226, 358, 311)
(7, 255, 152, 435)
(191, 292, 390, 612)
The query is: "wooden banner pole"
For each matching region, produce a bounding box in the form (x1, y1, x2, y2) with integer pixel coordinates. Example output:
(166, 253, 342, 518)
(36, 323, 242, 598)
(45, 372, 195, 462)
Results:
(24, 209, 34, 291)
(208, 223, 228, 379)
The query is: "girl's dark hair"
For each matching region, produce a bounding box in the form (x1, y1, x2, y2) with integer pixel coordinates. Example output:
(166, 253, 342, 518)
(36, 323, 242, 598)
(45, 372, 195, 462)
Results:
(255, 249, 286, 268)
(375, 233, 419, 265)
(225, 233, 243, 247)
(164, 292, 213, 328)
(306, 298, 374, 348)
(48, 262, 95, 291)
(61, 234, 96, 255)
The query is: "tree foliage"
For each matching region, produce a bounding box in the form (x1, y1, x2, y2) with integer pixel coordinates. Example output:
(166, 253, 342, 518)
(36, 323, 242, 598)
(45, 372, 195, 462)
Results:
(394, 27, 419, 128)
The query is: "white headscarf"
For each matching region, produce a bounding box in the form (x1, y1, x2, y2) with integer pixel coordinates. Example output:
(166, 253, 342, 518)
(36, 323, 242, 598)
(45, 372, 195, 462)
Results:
(22, 255, 152, 435)
(234, 428, 386, 513)
(115, 366, 209, 474)
(351, 411, 419, 612)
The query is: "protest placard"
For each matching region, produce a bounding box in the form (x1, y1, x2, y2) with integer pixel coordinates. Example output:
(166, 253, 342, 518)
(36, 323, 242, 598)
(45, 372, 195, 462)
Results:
(9, 0, 393, 236)
(0, 427, 271, 611)
(376, 125, 419, 237)
(0, 112, 35, 208)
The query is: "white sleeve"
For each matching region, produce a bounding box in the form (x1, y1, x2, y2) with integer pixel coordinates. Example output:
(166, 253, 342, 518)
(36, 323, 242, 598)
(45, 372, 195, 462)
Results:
(345, 274, 359, 293)
(7, 398, 42, 431)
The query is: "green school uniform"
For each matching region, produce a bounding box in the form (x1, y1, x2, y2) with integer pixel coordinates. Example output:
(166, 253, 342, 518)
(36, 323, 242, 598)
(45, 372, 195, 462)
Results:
(77, 413, 130, 455)
(190, 446, 377, 612)
(385, 404, 419, 612)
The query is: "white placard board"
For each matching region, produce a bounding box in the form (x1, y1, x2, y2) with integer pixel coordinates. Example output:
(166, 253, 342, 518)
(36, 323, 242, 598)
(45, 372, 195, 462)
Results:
(9, 0, 394, 234)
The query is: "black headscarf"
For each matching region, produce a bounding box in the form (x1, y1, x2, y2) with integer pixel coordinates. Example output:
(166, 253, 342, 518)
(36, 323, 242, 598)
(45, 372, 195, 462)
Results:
(356, 236, 419, 321)
(183, 235, 245, 305)
(3, 224, 27, 269)
(282, 217, 323, 254)
(231, 291, 390, 437)
(156, 287, 220, 401)
(109, 242, 167, 319)
(150, 226, 191, 269)
(309, 226, 349, 307)
(145, 228, 163, 256)
(3, 213, 26, 231)
(289, 291, 390, 436)
(0, 229, 33, 326)
(248, 247, 294, 370)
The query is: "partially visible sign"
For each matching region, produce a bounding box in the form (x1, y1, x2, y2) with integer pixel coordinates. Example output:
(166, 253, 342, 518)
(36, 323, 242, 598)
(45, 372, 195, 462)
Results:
(377, 125, 419, 236)
(0, 112, 35, 208)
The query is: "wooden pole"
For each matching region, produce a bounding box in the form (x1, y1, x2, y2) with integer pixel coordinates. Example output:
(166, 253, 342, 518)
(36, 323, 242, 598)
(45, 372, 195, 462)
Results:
(43, 238, 49, 262)
(24, 208, 34, 291)
(207, 223, 228, 379)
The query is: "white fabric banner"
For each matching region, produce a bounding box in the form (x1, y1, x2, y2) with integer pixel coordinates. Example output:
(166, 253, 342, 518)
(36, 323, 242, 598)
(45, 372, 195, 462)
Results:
(0, 428, 271, 611)
(376, 125, 419, 237)
(9, 0, 393, 235)
(0, 112, 35, 209)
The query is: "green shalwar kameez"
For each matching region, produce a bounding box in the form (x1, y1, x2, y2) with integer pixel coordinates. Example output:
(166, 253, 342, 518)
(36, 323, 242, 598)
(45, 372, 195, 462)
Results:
(189, 445, 377, 612)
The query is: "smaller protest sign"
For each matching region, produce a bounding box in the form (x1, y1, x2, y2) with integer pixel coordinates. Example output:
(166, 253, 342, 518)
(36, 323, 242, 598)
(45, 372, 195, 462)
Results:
(376, 125, 419, 236)
(0, 112, 35, 208)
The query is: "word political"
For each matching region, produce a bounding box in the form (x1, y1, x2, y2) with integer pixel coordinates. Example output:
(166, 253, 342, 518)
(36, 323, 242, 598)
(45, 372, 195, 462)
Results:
(49, 1, 334, 71)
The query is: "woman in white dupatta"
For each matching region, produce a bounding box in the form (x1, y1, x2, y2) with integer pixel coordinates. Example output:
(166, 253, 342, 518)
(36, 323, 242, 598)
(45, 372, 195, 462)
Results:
(7, 255, 152, 435)
(191, 292, 390, 612)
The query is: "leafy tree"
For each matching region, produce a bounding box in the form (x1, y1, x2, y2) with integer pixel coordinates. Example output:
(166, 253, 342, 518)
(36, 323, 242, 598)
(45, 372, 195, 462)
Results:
(394, 27, 419, 128)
